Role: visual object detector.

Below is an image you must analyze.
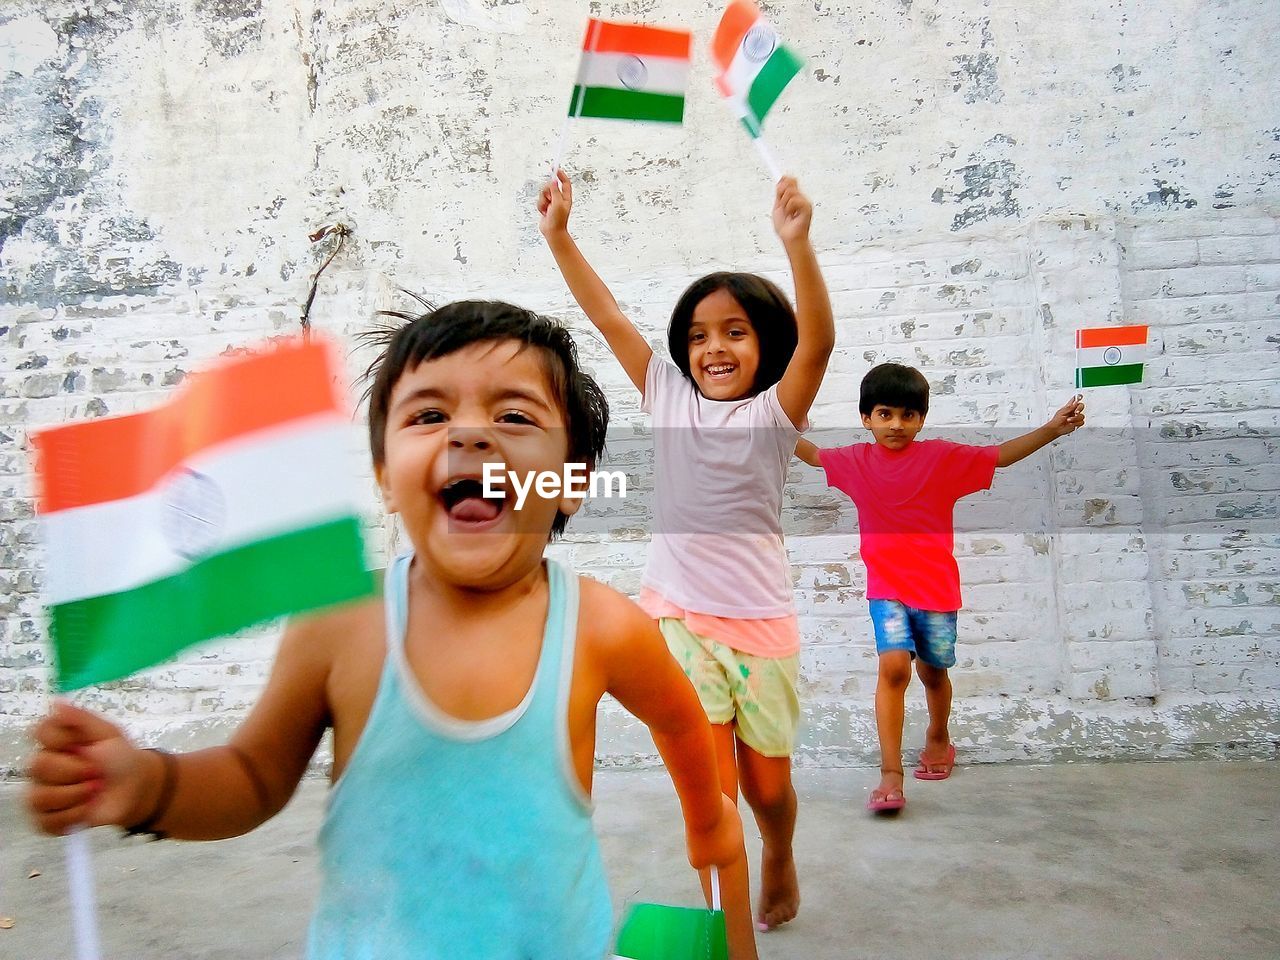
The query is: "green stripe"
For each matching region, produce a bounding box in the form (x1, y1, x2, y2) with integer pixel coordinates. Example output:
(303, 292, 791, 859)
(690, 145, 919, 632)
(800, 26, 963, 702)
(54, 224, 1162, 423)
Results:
(50, 517, 374, 691)
(1075, 363, 1144, 388)
(570, 85, 685, 123)
(745, 45, 803, 127)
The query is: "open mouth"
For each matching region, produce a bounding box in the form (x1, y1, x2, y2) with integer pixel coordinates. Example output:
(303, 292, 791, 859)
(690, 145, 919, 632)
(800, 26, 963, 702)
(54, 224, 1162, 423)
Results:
(439, 477, 506, 525)
(703, 363, 736, 379)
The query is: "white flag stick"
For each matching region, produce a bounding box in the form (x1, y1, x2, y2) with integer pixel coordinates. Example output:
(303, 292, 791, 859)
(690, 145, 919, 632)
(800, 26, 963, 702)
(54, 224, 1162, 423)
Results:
(65, 827, 103, 960)
(752, 135, 783, 184)
(549, 112, 573, 182)
(550, 17, 602, 182)
(1074, 329, 1082, 390)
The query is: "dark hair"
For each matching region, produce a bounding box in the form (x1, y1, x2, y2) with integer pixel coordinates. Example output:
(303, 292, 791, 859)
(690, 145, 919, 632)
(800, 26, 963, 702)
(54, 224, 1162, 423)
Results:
(859, 362, 930, 417)
(666, 273, 798, 395)
(362, 299, 609, 538)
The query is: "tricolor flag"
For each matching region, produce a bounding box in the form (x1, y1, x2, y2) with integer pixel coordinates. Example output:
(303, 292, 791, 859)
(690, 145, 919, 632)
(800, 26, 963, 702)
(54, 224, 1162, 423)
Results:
(711, 0, 804, 138)
(33, 338, 374, 691)
(569, 19, 693, 124)
(1075, 324, 1149, 388)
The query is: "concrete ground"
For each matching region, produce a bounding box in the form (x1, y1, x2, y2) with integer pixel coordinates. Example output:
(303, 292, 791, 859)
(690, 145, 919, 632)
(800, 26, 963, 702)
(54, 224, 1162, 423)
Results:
(2, 760, 1277, 960)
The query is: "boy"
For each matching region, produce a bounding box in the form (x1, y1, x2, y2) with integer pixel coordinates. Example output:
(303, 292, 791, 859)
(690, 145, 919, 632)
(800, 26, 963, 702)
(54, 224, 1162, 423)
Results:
(794, 362, 1084, 812)
(26, 301, 757, 958)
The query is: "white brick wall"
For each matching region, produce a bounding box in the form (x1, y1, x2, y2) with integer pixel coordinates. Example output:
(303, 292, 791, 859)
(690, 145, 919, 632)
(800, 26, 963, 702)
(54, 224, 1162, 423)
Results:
(2, 0, 1278, 770)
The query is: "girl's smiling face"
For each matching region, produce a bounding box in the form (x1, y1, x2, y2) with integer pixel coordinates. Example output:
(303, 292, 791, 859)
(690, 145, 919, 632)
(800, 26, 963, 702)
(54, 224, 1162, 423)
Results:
(686, 288, 761, 401)
(376, 339, 582, 589)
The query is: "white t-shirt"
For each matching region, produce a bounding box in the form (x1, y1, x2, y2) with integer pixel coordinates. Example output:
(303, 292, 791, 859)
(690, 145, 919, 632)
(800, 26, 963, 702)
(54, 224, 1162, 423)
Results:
(640, 355, 804, 619)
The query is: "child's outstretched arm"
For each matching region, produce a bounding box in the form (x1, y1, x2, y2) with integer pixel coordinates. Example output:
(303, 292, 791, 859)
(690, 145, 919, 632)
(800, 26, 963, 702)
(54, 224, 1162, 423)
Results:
(997, 394, 1086, 467)
(773, 177, 836, 429)
(794, 437, 822, 467)
(26, 610, 337, 840)
(593, 592, 757, 959)
(538, 170, 652, 393)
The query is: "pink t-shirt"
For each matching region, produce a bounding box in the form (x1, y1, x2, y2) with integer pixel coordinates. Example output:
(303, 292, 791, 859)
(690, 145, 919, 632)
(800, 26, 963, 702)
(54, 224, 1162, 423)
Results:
(818, 439, 1000, 612)
(637, 355, 804, 623)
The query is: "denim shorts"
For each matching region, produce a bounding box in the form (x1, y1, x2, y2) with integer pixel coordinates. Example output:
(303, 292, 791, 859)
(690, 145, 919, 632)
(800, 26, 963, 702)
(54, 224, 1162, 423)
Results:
(868, 599, 958, 669)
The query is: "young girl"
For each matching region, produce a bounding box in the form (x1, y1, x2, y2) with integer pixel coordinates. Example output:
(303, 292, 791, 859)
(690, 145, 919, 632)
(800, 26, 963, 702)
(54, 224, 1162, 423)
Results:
(538, 172, 834, 930)
(26, 301, 757, 959)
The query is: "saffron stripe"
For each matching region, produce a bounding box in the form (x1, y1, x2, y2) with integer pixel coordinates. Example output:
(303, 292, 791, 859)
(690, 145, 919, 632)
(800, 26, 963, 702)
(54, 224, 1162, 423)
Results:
(1075, 363, 1145, 388)
(711, 0, 761, 71)
(570, 85, 686, 123)
(35, 338, 343, 514)
(49, 517, 373, 692)
(583, 18, 692, 60)
(1076, 325, 1148, 349)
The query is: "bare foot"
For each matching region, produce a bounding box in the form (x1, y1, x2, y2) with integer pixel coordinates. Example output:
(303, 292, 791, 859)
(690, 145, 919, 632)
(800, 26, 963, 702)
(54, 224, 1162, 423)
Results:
(756, 846, 800, 930)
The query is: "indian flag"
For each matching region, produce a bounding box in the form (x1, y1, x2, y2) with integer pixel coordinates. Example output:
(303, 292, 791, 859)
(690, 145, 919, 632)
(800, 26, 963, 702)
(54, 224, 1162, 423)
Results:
(1075, 325, 1149, 388)
(33, 337, 374, 691)
(569, 19, 693, 124)
(711, 0, 804, 138)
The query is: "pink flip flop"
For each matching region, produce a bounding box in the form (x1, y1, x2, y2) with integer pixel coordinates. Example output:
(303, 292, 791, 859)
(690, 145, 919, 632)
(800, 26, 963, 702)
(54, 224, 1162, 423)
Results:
(913, 743, 956, 781)
(866, 786, 906, 813)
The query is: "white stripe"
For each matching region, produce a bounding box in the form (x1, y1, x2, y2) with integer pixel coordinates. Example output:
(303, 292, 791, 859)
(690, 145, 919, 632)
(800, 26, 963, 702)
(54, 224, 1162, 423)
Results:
(576, 50, 690, 97)
(42, 414, 366, 605)
(1076, 343, 1147, 369)
(717, 18, 772, 104)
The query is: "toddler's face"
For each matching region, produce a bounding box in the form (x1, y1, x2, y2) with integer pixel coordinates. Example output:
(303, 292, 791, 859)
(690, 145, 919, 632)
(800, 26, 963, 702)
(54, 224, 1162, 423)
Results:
(861, 404, 924, 451)
(686, 288, 761, 401)
(377, 339, 581, 588)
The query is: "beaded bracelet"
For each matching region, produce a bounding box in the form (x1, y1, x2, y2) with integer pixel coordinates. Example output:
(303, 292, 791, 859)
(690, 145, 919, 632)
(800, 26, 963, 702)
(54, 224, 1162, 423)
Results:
(123, 748, 178, 841)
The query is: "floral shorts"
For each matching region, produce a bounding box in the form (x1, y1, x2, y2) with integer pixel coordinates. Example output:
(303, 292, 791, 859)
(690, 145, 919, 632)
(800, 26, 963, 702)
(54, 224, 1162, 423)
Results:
(658, 617, 800, 758)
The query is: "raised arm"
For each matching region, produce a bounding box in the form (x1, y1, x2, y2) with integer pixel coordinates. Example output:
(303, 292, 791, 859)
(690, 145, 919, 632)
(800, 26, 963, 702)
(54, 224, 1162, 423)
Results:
(997, 394, 1085, 468)
(773, 177, 835, 429)
(26, 609, 337, 840)
(538, 170, 653, 393)
(794, 437, 822, 467)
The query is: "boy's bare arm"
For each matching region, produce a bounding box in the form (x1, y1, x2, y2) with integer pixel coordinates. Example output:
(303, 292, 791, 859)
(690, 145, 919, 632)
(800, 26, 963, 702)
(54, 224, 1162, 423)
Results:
(997, 394, 1086, 468)
(590, 590, 758, 958)
(773, 178, 836, 429)
(27, 609, 339, 840)
(794, 437, 822, 467)
(602, 602, 724, 834)
(538, 170, 653, 393)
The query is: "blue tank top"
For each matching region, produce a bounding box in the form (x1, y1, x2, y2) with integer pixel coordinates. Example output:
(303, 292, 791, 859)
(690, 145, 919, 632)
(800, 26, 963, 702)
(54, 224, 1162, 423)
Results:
(307, 554, 613, 959)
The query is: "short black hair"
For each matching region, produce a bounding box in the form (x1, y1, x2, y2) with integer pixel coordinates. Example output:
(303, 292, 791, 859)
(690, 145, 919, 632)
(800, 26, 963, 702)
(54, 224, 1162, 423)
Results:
(859, 362, 930, 417)
(666, 272, 798, 394)
(363, 299, 609, 538)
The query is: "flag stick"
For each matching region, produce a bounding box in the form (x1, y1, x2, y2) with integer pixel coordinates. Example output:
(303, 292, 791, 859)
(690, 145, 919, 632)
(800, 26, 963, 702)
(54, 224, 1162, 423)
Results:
(550, 17, 602, 183)
(752, 136, 783, 183)
(1074, 329, 1082, 390)
(65, 827, 103, 960)
(549, 112, 573, 182)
